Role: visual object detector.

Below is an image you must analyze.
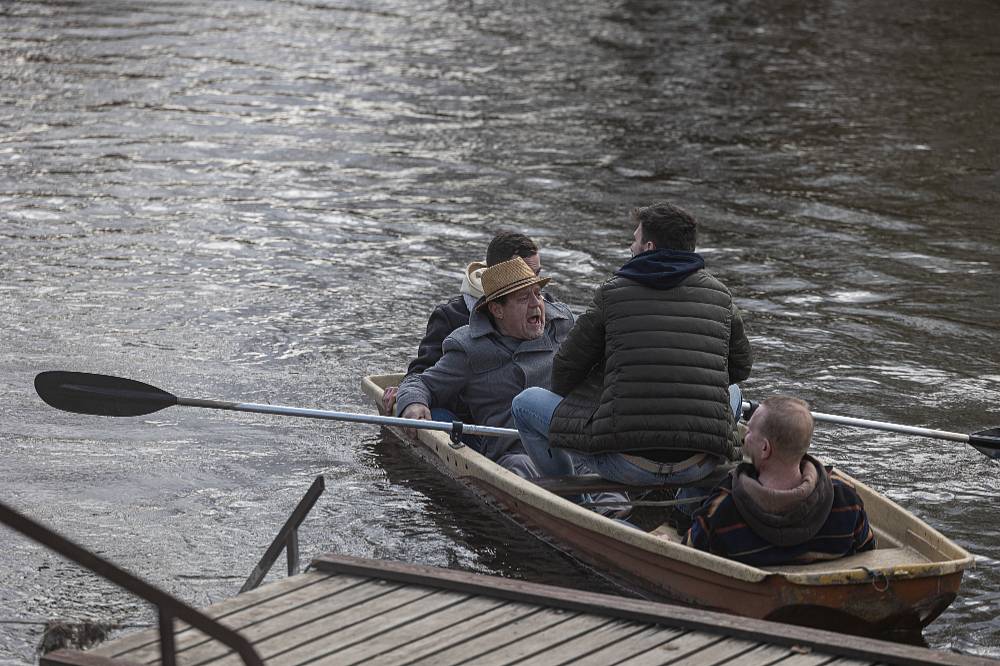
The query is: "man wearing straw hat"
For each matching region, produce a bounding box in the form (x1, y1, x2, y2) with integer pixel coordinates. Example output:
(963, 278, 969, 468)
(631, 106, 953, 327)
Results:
(382, 232, 547, 421)
(394, 256, 575, 478)
(512, 202, 753, 496)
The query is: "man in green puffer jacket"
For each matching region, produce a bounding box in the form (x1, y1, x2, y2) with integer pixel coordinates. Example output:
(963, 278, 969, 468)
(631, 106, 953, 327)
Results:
(512, 201, 753, 498)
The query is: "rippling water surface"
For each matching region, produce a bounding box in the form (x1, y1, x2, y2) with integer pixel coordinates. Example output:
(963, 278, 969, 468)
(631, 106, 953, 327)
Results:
(2, 0, 999, 662)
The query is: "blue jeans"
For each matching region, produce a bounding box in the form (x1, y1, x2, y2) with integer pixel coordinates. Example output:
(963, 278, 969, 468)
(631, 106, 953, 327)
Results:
(507, 390, 629, 509)
(512, 385, 742, 500)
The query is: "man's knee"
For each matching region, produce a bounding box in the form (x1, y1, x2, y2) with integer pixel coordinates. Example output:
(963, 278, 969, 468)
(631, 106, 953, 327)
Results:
(502, 453, 540, 479)
(512, 386, 540, 415)
(512, 386, 552, 417)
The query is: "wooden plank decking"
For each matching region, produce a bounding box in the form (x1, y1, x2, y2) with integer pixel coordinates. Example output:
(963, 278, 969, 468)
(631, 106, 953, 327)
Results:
(41, 553, 997, 666)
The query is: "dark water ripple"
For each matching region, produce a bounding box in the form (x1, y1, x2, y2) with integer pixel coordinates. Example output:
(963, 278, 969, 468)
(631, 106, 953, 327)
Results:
(2, 0, 999, 662)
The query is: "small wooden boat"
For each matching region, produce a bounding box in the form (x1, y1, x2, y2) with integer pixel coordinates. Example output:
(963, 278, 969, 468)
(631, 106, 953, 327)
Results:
(362, 373, 974, 638)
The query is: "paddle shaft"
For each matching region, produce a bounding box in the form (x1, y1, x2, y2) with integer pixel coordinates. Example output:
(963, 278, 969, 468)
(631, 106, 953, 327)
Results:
(811, 410, 968, 442)
(743, 401, 969, 442)
(177, 397, 519, 438)
(196, 397, 999, 456)
(741, 400, 1000, 458)
(35, 371, 999, 457)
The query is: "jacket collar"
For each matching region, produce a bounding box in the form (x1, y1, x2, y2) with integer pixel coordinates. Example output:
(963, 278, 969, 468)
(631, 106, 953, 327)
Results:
(615, 248, 704, 289)
(730, 454, 835, 547)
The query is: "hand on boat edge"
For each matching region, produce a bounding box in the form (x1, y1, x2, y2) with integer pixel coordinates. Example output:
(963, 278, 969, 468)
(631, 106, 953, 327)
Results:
(382, 386, 398, 414)
(400, 402, 431, 438)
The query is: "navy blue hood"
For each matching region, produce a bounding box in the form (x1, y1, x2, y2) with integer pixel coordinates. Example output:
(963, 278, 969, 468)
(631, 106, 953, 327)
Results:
(614, 249, 705, 289)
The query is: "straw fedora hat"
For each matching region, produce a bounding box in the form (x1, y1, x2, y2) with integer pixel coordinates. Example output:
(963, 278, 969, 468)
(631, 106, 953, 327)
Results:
(474, 256, 551, 312)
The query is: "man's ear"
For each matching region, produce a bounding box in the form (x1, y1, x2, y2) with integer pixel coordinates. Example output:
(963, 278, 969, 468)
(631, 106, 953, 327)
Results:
(759, 438, 772, 461)
(487, 301, 503, 319)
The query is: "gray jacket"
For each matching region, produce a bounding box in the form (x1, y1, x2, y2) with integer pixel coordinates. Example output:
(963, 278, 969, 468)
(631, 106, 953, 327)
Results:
(396, 299, 575, 460)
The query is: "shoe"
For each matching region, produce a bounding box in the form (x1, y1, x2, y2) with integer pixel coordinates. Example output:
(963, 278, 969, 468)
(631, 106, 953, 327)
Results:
(664, 504, 692, 536)
(592, 493, 633, 521)
(599, 506, 633, 521)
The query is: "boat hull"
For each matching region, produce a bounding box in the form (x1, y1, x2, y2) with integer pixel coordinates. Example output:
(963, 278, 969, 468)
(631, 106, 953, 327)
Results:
(362, 374, 971, 637)
(467, 474, 961, 636)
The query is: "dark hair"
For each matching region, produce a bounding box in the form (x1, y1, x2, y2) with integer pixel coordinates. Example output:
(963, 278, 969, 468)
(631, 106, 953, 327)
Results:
(630, 202, 697, 252)
(487, 232, 539, 266)
(758, 396, 814, 463)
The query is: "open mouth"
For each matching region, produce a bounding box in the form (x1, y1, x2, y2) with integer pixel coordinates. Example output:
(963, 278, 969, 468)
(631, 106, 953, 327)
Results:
(527, 312, 543, 326)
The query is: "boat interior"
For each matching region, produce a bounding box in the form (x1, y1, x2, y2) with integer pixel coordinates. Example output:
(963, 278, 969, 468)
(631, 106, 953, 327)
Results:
(536, 470, 928, 570)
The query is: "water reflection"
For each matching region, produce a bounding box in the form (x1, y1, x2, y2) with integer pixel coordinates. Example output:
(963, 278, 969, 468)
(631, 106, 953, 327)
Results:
(357, 431, 626, 593)
(1, 0, 999, 661)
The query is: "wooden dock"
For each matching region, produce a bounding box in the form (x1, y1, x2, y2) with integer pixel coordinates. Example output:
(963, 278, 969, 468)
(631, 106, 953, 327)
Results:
(42, 553, 997, 666)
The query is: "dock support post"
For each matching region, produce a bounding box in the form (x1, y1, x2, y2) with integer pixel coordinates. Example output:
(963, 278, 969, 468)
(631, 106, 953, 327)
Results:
(158, 612, 176, 666)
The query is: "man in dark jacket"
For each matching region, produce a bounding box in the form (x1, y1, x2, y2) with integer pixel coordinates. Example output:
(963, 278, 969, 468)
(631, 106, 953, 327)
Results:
(512, 201, 753, 491)
(684, 396, 876, 565)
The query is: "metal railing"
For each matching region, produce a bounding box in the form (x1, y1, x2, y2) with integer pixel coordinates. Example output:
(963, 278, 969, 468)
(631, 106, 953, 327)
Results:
(0, 500, 263, 666)
(240, 475, 325, 593)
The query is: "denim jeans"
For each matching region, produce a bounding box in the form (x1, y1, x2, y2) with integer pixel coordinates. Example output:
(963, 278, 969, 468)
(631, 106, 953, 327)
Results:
(508, 389, 628, 508)
(512, 385, 743, 506)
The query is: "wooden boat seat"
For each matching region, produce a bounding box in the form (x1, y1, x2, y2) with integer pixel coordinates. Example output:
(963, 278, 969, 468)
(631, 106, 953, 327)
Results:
(761, 546, 931, 574)
(650, 522, 928, 572)
(532, 462, 737, 496)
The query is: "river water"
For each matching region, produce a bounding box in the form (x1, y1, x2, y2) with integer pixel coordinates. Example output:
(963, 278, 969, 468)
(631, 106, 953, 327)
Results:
(1, 0, 998, 662)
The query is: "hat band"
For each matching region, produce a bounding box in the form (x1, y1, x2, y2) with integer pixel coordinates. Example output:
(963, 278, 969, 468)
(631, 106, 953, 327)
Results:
(477, 275, 550, 311)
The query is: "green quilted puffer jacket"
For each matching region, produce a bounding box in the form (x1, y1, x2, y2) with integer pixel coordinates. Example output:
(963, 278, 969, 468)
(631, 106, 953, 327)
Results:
(549, 267, 752, 459)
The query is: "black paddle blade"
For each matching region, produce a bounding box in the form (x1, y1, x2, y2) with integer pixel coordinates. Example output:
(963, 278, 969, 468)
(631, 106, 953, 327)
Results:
(35, 371, 178, 417)
(970, 428, 1000, 460)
